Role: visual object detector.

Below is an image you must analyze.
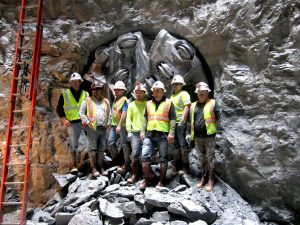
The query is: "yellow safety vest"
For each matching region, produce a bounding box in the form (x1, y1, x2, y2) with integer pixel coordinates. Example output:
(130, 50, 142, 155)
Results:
(111, 96, 129, 127)
(170, 90, 190, 123)
(62, 89, 89, 121)
(146, 98, 171, 133)
(190, 99, 217, 139)
(86, 96, 110, 130)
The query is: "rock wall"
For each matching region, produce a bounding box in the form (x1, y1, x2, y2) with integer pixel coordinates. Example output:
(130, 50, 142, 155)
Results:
(0, 0, 299, 224)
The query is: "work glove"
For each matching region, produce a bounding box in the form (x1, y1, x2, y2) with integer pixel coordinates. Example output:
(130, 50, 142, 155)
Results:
(127, 132, 133, 142)
(185, 134, 191, 145)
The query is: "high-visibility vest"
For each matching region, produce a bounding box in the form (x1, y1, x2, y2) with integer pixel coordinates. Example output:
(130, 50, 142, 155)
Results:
(170, 90, 190, 123)
(190, 99, 217, 139)
(111, 96, 129, 127)
(146, 98, 171, 133)
(62, 89, 89, 121)
(86, 96, 110, 130)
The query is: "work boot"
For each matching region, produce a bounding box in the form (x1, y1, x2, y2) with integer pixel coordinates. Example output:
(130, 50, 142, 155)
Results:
(155, 163, 168, 189)
(172, 149, 181, 176)
(127, 159, 138, 184)
(70, 151, 78, 174)
(205, 164, 215, 192)
(196, 163, 207, 189)
(178, 149, 190, 175)
(97, 152, 108, 176)
(139, 162, 155, 190)
(89, 151, 100, 178)
(117, 146, 131, 173)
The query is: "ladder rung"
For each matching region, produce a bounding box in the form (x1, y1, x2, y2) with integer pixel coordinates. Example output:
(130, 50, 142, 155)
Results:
(13, 109, 31, 113)
(12, 93, 22, 97)
(10, 125, 30, 131)
(18, 46, 33, 51)
(10, 143, 28, 147)
(25, 4, 39, 9)
(22, 17, 36, 23)
(20, 32, 35, 37)
(2, 201, 23, 206)
(16, 60, 31, 65)
(6, 163, 26, 166)
(4, 181, 25, 185)
(14, 76, 30, 81)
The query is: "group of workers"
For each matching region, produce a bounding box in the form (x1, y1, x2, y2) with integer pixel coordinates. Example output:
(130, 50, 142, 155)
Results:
(56, 72, 221, 192)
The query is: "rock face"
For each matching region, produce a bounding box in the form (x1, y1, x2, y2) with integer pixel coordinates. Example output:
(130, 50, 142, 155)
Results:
(0, 0, 299, 224)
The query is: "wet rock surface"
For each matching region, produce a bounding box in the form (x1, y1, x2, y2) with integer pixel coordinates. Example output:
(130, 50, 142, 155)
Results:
(0, 0, 299, 224)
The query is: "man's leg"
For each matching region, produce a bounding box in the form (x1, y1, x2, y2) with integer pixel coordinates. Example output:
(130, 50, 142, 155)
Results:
(128, 132, 142, 183)
(117, 127, 131, 173)
(85, 126, 100, 177)
(195, 137, 208, 188)
(156, 135, 168, 188)
(97, 127, 108, 176)
(204, 136, 216, 192)
(172, 125, 181, 176)
(67, 122, 82, 174)
(107, 126, 118, 164)
(139, 137, 155, 190)
(177, 123, 190, 175)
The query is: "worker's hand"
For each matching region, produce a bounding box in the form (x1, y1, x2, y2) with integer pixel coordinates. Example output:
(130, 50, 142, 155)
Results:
(61, 118, 71, 127)
(185, 134, 191, 145)
(88, 122, 94, 129)
(216, 133, 222, 142)
(116, 125, 121, 134)
(167, 134, 175, 143)
(178, 120, 184, 127)
(127, 132, 133, 142)
(140, 133, 145, 141)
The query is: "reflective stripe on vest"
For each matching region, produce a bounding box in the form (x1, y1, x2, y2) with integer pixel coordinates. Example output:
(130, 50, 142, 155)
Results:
(62, 89, 89, 121)
(146, 98, 171, 133)
(190, 99, 217, 140)
(86, 97, 110, 130)
(111, 96, 128, 126)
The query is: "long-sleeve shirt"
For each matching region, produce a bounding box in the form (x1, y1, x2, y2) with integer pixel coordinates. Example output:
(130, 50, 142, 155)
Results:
(79, 96, 111, 127)
(56, 87, 85, 123)
(187, 100, 222, 137)
(126, 100, 147, 133)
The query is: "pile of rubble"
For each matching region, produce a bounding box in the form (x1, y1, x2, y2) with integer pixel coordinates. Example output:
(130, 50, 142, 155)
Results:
(25, 164, 260, 225)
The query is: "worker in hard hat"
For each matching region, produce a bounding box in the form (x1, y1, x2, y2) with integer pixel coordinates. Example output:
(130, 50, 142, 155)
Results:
(56, 72, 89, 174)
(79, 80, 110, 177)
(126, 82, 148, 184)
(139, 81, 176, 190)
(107, 81, 131, 173)
(186, 82, 222, 192)
(170, 75, 191, 175)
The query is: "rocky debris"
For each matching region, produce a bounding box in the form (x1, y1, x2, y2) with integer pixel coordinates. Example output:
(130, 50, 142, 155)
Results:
(24, 169, 260, 225)
(52, 173, 77, 189)
(0, 0, 299, 223)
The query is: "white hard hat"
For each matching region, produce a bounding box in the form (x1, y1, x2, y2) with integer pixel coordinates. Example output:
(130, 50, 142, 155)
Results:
(195, 82, 211, 93)
(70, 72, 83, 82)
(134, 83, 148, 94)
(113, 81, 127, 90)
(171, 75, 185, 85)
(151, 81, 166, 92)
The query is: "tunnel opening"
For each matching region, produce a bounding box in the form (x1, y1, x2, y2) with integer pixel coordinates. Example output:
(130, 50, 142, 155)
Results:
(81, 29, 214, 102)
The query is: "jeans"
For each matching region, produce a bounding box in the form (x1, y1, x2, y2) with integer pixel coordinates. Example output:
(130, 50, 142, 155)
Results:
(173, 123, 188, 151)
(194, 136, 216, 169)
(130, 132, 143, 160)
(141, 131, 168, 163)
(107, 126, 130, 149)
(84, 126, 107, 152)
(67, 122, 83, 152)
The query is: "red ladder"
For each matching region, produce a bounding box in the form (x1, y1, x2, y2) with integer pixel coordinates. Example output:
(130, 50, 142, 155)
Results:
(0, 0, 43, 224)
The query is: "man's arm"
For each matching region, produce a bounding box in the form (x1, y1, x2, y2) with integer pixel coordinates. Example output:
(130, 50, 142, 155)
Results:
(57, 93, 71, 127)
(214, 101, 222, 133)
(79, 100, 89, 124)
(168, 102, 176, 142)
